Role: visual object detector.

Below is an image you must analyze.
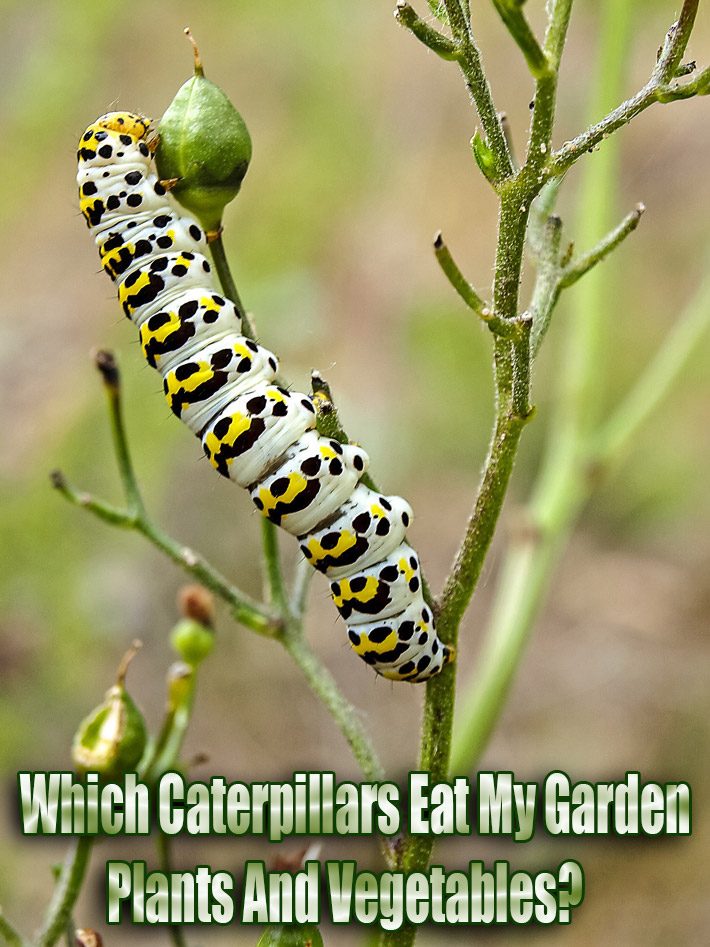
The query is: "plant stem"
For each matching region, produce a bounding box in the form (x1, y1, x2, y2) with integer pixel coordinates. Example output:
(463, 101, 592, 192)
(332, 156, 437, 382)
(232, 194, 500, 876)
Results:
(35, 837, 93, 947)
(433, 232, 505, 331)
(439, 412, 530, 632)
(281, 627, 384, 784)
(450, 0, 633, 774)
(442, 0, 513, 183)
(550, 0, 701, 177)
(529, 214, 563, 355)
(261, 519, 288, 612)
(559, 203, 644, 289)
(525, 0, 572, 170)
(94, 351, 145, 518)
(208, 232, 247, 328)
(490, 0, 548, 79)
(156, 833, 188, 947)
(289, 556, 314, 620)
(394, 2, 459, 61)
(52, 471, 278, 637)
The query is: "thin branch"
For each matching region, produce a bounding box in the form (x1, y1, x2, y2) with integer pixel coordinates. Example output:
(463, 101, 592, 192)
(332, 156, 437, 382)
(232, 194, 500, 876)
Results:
(528, 177, 562, 258)
(551, 1, 706, 177)
(281, 629, 385, 784)
(441, 0, 514, 183)
(525, 0, 574, 170)
(433, 231, 512, 334)
(35, 838, 93, 947)
(394, 2, 460, 60)
(656, 64, 710, 101)
(655, 0, 700, 83)
(490, 0, 549, 79)
(53, 471, 278, 635)
(559, 203, 644, 288)
(94, 351, 145, 519)
(208, 232, 247, 328)
(438, 409, 532, 632)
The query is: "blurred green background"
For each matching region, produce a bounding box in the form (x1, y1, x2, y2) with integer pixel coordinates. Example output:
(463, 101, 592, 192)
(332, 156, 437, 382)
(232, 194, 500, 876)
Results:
(1, 0, 709, 943)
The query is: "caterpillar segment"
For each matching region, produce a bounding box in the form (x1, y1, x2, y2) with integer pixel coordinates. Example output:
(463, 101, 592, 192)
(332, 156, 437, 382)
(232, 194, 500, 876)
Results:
(77, 111, 453, 682)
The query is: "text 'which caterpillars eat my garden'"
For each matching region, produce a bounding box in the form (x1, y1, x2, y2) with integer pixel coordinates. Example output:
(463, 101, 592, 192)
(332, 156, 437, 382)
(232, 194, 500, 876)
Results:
(76, 111, 453, 682)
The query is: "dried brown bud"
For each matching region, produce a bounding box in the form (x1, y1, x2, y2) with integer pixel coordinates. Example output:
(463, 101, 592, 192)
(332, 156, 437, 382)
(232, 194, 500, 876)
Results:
(178, 585, 215, 627)
(75, 929, 103, 947)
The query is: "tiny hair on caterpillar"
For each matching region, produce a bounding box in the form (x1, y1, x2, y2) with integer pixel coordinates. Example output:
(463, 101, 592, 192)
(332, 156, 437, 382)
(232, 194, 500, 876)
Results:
(76, 110, 453, 682)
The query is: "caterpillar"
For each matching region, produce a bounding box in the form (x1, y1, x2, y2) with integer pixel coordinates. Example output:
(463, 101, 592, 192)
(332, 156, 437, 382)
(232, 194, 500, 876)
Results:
(76, 111, 453, 682)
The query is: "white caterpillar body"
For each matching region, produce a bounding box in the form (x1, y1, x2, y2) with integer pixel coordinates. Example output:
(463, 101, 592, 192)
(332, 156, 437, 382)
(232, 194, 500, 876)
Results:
(77, 112, 453, 682)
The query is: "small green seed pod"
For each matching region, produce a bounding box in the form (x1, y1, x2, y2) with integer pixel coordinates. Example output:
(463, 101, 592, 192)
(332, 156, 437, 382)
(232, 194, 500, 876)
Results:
(171, 585, 215, 666)
(156, 29, 252, 235)
(171, 618, 215, 666)
(72, 642, 147, 781)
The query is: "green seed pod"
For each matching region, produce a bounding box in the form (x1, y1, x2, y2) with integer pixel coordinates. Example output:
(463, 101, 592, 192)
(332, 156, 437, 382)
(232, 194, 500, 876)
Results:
(256, 924, 324, 947)
(156, 29, 252, 234)
(170, 618, 215, 666)
(72, 642, 147, 781)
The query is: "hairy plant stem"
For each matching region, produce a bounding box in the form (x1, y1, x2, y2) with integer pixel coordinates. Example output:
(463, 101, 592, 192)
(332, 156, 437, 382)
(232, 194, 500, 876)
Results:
(550, 0, 700, 176)
(441, 0, 513, 183)
(34, 837, 93, 947)
(451, 0, 632, 776)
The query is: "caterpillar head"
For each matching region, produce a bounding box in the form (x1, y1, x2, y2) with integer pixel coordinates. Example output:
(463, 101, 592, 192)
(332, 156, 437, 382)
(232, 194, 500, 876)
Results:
(77, 112, 156, 165)
(96, 112, 152, 142)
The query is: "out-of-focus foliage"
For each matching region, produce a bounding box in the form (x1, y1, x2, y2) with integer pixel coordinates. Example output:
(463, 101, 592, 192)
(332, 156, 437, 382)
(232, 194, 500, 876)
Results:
(0, 0, 709, 943)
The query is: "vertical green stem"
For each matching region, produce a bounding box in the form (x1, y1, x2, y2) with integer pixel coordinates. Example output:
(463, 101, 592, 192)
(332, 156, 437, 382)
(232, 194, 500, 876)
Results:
(261, 519, 288, 612)
(156, 833, 189, 947)
(208, 233, 247, 327)
(450, 0, 633, 775)
(35, 837, 93, 947)
(442, 0, 513, 181)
